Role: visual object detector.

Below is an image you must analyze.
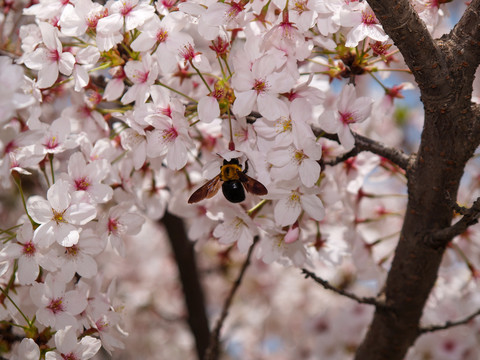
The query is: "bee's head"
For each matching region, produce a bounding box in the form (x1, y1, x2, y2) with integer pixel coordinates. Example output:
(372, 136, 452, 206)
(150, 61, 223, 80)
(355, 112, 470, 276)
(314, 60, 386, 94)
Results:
(224, 158, 241, 166)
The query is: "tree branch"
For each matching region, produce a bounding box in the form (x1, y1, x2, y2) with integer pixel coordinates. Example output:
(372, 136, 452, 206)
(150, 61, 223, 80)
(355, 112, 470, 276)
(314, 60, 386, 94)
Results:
(419, 308, 480, 334)
(204, 238, 259, 360)
(162, 212, 210, 360)
(353, 133, 410, 170)
(314, 127, 411, 170)
(447, 0, 480, 69)
(301, 269, 389, 310)
(426, 197, 480, 248)
(322, 147, 360, 166)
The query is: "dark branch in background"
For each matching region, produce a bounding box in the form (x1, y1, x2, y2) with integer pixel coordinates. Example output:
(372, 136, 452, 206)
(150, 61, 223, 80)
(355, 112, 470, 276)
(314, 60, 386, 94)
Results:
(426, 197, 480, 248)
(313, 127, 410, 170)
(301, 269, 389, 310)
(419, 308, 480, 334)
(162, 212, 210, 360)
(204, 238, 259, 360)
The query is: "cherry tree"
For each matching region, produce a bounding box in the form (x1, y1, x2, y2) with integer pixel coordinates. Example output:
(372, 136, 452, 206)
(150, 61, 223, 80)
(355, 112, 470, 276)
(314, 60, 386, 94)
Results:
(1, 0, 480, 359)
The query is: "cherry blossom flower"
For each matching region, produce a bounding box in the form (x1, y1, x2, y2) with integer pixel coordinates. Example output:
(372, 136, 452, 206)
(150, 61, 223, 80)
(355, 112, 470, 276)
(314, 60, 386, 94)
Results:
(232, 53, 293, 121)
(317, 84, 373, 151)
(61, 152, 113, 204)
(98, 204, 145, 256)
(96, 0, 154, 51)
(38, 117, 78, 155)
(121, 54, 159, 105)
(339, 2, 389, 48)
(288, 0, 317, 32)
(72, 46, 100, 92)
(0, 222, 58, 285)
(0, 57, 35, 125)
(83, 291, 126, 353)
(197, 1, 249, 41)
(254, 98, 318, 149)
(131, 14, 193, 74)
(103, 66, 126, 101)
(262, 13, 312, 60)
(145, 113, 192, 170)
(27, 179, 97, 247)
(30, 274, 88, 330)
(45, 325, 101, 360)
(268, 140, 322, 188)
(178, 42, 212, 73)
(97, 0, 155, 33)
(213, 208, 258, 253)
(56, 228, 105, 282)
(268, 180, 325, 226)
(58, 0, 106, 37)
(23, 0, 70, 21)
(10, 338, 40, 360)
(23, 22, 75, 89)
(256, 222, 310, 267)
(119, 127, 148, 171)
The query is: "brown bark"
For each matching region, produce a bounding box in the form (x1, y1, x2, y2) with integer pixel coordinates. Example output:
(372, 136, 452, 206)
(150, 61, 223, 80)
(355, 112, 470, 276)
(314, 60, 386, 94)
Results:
(354, 0, 480, 359)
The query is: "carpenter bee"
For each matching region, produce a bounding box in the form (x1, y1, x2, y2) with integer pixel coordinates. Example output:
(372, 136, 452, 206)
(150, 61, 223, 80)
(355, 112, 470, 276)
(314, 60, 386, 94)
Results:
(188, 158, 268, 204)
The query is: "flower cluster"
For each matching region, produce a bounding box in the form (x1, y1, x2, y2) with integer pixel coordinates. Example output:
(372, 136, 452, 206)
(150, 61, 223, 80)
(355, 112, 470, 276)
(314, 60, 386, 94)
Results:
(0, 0, 462, 358)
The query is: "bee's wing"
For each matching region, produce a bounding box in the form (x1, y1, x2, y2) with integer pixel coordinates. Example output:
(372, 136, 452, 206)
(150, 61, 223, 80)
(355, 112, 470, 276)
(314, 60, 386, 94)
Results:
(238, 172, 268, 196)
(188, 175, 222, 204)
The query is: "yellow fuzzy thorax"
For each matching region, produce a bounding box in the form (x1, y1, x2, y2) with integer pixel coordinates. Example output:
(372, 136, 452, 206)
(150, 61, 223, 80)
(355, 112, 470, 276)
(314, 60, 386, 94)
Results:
(220, 164, 242, 181)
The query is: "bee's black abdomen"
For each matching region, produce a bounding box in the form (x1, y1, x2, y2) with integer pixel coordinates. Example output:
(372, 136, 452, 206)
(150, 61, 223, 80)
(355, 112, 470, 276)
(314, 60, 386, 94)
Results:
(222, 181, 245, 203)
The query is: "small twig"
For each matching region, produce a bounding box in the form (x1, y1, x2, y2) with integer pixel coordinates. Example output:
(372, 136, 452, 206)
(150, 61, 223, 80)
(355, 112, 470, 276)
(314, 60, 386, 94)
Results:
(301, 269, 389, 310)
(204, 238, 259, 360)
(445, 191, 469, 215)
(427, 196, 480, 248)
(323, 147, 360, 166)
(313, 127, 410, 171)
(419, 308, 480, 334)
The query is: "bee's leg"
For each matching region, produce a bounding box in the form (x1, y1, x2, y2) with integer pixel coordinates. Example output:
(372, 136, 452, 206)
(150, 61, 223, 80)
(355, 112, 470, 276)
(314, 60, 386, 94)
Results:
(243, 159, 249, 174)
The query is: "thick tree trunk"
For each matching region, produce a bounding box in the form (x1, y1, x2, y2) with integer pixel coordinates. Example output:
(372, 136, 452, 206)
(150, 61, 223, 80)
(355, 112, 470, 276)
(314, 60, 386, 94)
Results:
(354, 0, 480, 358)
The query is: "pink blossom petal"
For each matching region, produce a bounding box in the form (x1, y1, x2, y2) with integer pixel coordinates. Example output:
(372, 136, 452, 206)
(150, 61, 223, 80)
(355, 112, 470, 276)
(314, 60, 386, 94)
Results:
(232, 90, 256, 117)
(274, 196, 302, 226)
(198, 96, 220, 123)
(47, 180, 71, 212)
(300, 194, 325, 221)
(97, 13, 123, 34)
(55, 223, 80, 247)
(54, 326, 77, 353)
(299, 159, 320, 187)
(18, 256, 39, 285)
(64, 290, 88, 315)
(39, 22, 58, 50)
(27, 196, 52, 223)
(37, 63, 59, 89)
(257, 93, 288, 121)
(58, 52, 75, 75)
(78, 336, 102, 359)
(338, 125, 355, 151)
(65, 202, 97, 225)
(76, 254, 98, 278)
(33, 222, 57, 248)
